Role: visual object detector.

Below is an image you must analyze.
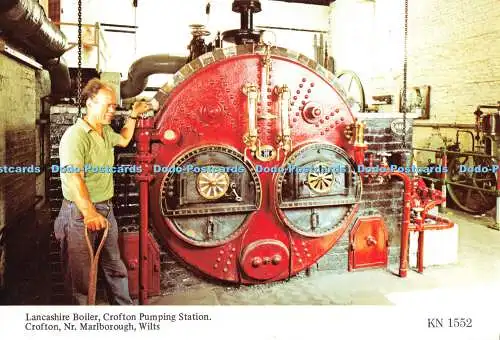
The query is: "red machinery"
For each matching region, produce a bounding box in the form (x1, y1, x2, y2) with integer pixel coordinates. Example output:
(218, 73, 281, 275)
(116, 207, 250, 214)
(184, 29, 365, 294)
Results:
(138, 44, 363, 288)
(130, 0, 453, 305)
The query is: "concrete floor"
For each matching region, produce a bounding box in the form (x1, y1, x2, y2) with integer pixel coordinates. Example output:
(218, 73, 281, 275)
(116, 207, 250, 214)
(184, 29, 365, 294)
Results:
(148, 208, 500, 306)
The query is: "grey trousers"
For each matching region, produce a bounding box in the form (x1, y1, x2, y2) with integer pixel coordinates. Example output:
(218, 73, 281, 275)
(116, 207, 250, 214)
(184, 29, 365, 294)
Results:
(54, 200, 133, 305)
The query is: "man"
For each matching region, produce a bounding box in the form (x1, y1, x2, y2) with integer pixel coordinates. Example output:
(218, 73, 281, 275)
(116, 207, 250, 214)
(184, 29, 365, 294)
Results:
(54, 78, 150, 305)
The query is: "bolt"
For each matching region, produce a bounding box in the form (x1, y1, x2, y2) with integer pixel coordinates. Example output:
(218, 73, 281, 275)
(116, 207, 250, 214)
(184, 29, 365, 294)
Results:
(164, 129, 177, 141)
(223, 268, 228, 273)
(214, 264, 218, 268)
(252, 257, 262, 267)
(272, 255, 282, 265)
(219, 250, 224, 254)
(217, 257, 221, 262)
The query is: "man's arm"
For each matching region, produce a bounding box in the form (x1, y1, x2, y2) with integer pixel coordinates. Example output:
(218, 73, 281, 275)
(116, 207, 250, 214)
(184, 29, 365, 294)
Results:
(116, 101, 150, 147)
(66, 171, 109, 231)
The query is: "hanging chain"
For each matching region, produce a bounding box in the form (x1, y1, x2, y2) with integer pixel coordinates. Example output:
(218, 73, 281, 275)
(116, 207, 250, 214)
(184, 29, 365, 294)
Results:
(402, 0, 409, 149)
(77, 0, 83, 118)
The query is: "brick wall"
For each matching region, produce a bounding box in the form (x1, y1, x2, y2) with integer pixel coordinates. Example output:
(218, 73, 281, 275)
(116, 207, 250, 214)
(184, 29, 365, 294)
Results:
(0, 53, 51, 304)
(317, 117, 412, 271)
(330, 0, 500, 161)
(0, 54, 38, 231)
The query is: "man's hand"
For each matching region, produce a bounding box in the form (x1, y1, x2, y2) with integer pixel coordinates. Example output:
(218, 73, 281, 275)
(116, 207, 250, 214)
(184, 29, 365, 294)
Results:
(131, 101, 151, 118)
(84, 210, 110, 231)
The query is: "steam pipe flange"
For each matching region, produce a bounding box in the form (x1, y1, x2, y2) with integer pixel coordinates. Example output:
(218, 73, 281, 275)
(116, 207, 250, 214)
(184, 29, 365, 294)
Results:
(223, 0, 262, 45)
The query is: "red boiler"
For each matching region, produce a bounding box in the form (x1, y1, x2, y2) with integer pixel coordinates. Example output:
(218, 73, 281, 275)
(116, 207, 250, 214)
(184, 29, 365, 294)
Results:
(138, 44, 364, 285)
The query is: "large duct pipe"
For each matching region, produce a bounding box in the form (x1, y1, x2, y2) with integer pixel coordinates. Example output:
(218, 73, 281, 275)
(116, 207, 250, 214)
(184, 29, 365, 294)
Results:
(45, 57, 71, 97)
(0, 0, 71, 96)
(0, 0, 70, 60)
(120, 55, 187, 99)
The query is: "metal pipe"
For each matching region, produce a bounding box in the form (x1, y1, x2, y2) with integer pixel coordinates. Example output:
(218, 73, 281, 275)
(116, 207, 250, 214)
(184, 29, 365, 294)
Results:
(363, 171, 412, 277)
(410, 213, 454, 273)
(440, 153, 447, 209)
(0, 0, 71, 96)
(391, 172, 412, 278)
(139, 181, 149, 304)
(413, 122, 475, 129)
(417, 231, 424, 273)
(414, 147, 497, 159)
(496, 162, 500, 230)
(120, 54, 187, 99)
(135, 118, 154, 305)
(477, 104, 500, 111)
(0, 0, 70, 60)
(44, 58, 71, 97)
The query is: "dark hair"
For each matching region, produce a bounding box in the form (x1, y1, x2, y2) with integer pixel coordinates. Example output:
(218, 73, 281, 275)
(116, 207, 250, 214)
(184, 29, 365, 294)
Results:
(82, 78, 112, 101)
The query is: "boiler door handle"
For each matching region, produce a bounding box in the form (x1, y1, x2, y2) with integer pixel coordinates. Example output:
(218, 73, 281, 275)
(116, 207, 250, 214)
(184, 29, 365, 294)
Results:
(367, 235, 377, 246)
(230, 182, 243, 202)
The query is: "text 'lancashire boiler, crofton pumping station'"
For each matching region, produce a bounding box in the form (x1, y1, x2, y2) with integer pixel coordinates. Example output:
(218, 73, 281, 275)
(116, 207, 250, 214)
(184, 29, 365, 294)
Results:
(0, 0, 500, 308)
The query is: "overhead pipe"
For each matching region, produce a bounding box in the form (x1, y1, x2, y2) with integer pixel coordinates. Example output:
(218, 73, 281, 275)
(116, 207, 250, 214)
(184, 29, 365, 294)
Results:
(120, 55, 187, 99)
(0, 0, 71, 96)
(0, 0, 70, 60)
(44, 57, 71, 97)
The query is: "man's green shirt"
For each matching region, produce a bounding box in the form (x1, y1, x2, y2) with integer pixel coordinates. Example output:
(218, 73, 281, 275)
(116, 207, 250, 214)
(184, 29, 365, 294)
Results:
(59, 118, 121, 202)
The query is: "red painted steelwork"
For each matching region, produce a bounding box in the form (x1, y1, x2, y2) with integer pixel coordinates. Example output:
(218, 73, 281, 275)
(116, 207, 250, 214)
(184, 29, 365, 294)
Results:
(118, 231, 161, 298)
(348, 216, 388, 271)
(136, 118, 155, 304)
(363, 170, 454, 277)
(147, 51, 361, 284)
(410, 211, 454, 273)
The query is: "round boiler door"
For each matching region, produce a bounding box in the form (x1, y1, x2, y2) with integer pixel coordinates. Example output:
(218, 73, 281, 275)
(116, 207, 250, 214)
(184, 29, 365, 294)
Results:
(240, 240, 289, 281)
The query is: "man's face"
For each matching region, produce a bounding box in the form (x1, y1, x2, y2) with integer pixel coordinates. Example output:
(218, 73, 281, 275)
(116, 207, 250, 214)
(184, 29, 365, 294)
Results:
(87, 87, 117, 125)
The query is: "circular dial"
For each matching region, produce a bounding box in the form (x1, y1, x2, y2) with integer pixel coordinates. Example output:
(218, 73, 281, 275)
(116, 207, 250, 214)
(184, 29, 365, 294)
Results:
(196, 172, 230, 200)
(275, 143, 361, 237)
(160, 145, 262, 247)
(307, 162, 335, 194)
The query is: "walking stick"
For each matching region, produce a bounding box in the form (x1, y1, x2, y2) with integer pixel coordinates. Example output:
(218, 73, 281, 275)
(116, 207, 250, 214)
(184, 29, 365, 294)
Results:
(85, 213, 110, 305)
